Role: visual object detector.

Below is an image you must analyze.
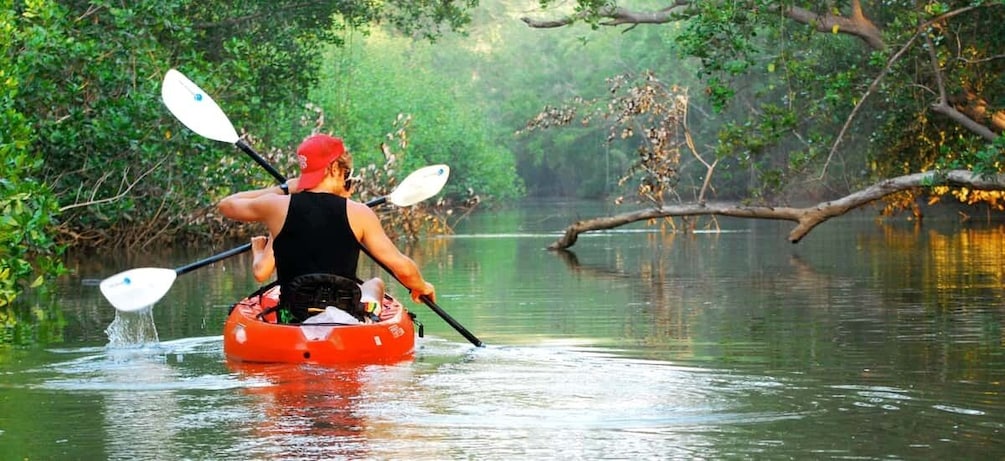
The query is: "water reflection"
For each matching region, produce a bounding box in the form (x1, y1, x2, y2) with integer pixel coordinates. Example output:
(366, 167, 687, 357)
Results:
(29, 338, 238, 460)
(225, 360, 420, 460)
(101, 351, 180, 460)
(6, 203, 1005, 459)
(367, 343, 804, 460)
(226, 363, 371, 459)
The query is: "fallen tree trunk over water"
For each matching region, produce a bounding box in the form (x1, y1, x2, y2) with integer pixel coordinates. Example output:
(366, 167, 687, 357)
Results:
(548, 170, 1005, 250)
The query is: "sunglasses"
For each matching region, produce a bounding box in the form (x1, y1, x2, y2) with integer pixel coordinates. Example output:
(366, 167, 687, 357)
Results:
(343, 168, 362, 190)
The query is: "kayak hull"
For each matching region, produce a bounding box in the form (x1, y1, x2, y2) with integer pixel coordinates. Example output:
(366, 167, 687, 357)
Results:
(223, 285, 416, 364)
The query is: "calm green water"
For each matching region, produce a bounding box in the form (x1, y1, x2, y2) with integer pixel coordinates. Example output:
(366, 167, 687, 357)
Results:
(2, 199, 1005, 460)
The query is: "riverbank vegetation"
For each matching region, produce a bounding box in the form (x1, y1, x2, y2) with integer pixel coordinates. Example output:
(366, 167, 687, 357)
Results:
(519, 1, 1005, 248)
(4, 0, 1004, 308)
(2, 0, 510, 308)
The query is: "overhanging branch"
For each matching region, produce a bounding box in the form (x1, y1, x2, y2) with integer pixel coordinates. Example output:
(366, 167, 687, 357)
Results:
(547, 170, 1005, 250)
(521, 2, 688, 28)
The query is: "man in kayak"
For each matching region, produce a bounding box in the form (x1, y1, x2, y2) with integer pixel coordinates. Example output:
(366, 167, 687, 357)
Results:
(245, 191, 389, 324)
(218, 133, 436, 324)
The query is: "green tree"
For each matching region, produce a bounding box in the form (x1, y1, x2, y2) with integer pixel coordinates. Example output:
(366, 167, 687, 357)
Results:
(11, 0, 483, 245)
(523, 0, 1005, 196)
(312, 26, 523, 203)
(518, 1, 1005, 248)
(17, 1, 464, 249)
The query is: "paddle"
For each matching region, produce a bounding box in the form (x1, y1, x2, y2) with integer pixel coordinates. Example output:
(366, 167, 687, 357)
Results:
(160, 68, 285, 183)
(100, 164, 450, 313)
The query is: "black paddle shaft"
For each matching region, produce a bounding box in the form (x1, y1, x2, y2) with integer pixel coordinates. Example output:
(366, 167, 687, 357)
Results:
(360, 247, 485, 347)
(175, 243, 252, 275)
(236, 139, 287, 184)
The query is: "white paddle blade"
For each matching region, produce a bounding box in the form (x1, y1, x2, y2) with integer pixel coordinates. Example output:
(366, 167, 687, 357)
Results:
(161, 69, 240, 144)
(387, 164, 450, 207)
(99, 268, 177, 312)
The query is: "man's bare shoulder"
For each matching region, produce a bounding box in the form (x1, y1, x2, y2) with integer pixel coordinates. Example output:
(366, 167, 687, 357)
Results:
(346, 199, 379, 218)
(258, 192, 290, 209)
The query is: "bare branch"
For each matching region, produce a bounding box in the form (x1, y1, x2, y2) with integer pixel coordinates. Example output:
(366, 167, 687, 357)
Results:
(59, 158, 165, 212)
(523, 1, 887, 48)
(930, 104, 1001, 140)
(521, 2, 689, 28)
(548, 170, 1005, 250)
(925, 34, 999, 140)
(679, 91, 718, 203)
(956, 53, 1005, 64)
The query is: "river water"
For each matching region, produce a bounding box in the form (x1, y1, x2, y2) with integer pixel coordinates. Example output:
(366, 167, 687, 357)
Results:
(2, 199, 1004, 460)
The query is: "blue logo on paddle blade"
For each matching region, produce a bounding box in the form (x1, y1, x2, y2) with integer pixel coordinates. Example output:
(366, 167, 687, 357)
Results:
(194, 93, 203, 101)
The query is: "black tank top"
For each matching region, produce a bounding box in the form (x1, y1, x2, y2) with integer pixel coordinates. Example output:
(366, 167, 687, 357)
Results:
(272, 192, 361, 294)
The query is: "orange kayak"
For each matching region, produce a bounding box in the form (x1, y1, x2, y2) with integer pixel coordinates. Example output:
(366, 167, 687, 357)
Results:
(223, 285, 417, 364)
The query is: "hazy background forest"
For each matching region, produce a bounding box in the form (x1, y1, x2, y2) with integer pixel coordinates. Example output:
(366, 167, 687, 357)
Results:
(3, 0, 1004, 309)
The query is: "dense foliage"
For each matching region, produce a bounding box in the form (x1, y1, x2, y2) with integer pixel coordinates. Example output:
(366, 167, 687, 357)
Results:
(521, 0, 1005, 208)
(15, 0, 389, 250)
(6, 0, 1004, 331)
(1, 0, 65, 314)
(1, 0, 487, 322)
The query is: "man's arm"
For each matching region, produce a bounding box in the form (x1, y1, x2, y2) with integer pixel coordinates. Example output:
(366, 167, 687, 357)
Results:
(352, 203, 435, 302)
(218, 187, 288, 237)
(219, 185, 281, 220)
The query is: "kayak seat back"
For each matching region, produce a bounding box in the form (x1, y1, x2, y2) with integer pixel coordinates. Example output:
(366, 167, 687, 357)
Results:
(281, 273, 363, 324)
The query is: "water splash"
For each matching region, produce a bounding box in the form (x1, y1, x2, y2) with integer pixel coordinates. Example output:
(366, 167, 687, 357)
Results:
(104, 307, 160, 347)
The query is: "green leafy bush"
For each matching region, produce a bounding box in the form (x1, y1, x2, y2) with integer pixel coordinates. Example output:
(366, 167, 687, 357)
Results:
(1, 0, 65, 310)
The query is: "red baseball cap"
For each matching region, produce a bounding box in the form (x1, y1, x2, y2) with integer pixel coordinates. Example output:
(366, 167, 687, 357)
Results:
(295, 134, 345, 190)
